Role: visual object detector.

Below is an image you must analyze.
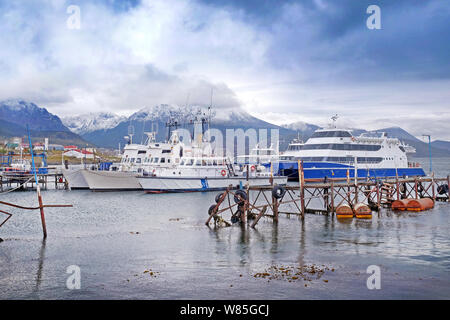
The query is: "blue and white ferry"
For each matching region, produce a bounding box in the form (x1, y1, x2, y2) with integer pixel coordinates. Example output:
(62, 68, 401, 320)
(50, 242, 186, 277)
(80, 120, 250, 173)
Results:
(270, 126, 425, 181)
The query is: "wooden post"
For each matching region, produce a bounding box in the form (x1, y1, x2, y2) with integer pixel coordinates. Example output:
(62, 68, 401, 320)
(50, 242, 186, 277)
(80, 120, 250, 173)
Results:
(330, 181, 335, 214)
(376, 183, 381, 211)
(414, 178, 418, 199)
(27, 126, 47, 239)
(447, 175, 450, 202)
(299, 161, 305, 220)
(431, 173, 435, 201)
(273, 197, 278, 222)
(396, 174, 400, 201)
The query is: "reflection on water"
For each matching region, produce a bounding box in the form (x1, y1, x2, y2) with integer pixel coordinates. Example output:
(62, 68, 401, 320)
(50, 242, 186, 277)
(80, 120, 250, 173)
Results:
(34, 239, 46, 293)
(0, 160, 449, 299)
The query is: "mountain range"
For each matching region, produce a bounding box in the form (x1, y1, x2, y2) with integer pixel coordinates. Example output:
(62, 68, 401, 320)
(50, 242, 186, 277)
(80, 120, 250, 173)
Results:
(0, 100, 89, 146)
(1, 99, 449, 158)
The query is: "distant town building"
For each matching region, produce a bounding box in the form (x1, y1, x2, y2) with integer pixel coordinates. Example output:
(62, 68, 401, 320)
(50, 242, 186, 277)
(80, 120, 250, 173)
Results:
(33, 143, 44, 151)
(64, 145, 78, 151)
(48, 144, 64, 151)
(64, 149, 94, 159)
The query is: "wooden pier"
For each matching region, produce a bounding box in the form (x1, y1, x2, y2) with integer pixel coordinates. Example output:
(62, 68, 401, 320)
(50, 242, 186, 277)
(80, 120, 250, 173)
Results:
(0, 172, 68, 193)
(206, 174, 450, 228)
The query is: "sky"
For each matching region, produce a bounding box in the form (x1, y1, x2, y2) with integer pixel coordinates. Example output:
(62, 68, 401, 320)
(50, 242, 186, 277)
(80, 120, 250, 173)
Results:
(0, 0, 449, 140)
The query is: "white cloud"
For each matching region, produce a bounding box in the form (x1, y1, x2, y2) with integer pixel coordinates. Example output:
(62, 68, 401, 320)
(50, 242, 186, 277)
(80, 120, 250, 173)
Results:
(0, 0, 448, 140)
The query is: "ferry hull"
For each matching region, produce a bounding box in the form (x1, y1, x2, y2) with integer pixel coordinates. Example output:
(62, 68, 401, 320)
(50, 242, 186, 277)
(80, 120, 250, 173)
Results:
(80, 170, 143, 191)
(138, 176, 287, 193)
(62, 169, 89, 190)
(273, 162, 426, 181)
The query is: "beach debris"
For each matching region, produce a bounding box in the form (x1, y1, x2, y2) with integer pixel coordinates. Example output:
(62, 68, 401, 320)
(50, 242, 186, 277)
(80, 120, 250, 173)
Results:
(143, 268, 160, 277)
(253, 264, 333, 283)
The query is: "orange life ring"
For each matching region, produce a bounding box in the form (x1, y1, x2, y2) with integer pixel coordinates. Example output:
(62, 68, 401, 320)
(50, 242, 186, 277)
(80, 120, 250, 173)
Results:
(250, 165, 256, 172)
(220, 169, 227, 177)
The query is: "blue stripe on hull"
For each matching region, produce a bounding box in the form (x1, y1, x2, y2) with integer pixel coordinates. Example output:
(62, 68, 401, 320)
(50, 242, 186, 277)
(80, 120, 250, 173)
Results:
(269, 161, 426, 180)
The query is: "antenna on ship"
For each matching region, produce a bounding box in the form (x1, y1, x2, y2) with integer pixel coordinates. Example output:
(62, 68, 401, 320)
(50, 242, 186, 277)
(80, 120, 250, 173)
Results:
(127, 121, 135, 144)
(331, 114, 338, 128)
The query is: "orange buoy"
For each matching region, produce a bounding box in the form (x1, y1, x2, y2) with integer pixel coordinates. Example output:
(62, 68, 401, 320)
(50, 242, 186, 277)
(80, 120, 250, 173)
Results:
(354, 203, 372, 219)
(391, 199, 415, 211)
(406, 198, 434, 212)
(336, 204, 353, 218)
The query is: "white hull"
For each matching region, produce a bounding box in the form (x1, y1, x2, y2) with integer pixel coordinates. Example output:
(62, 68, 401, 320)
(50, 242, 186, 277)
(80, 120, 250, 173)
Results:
(138, 175, 287, 193)
(80, 170, 142, 191)
(62, 169, 89, 189)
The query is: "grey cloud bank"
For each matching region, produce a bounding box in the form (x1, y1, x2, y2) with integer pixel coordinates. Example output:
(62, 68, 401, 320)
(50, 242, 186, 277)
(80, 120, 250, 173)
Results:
(0, 0, 448, 139)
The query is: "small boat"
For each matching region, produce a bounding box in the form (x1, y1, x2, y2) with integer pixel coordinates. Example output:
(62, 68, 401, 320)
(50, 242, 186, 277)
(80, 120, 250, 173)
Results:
(10, 159, 31, 172)
(138, 156, 287, 193)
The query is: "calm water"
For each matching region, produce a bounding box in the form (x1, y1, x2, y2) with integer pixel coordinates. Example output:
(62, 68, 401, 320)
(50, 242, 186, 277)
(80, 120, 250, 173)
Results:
(0, 158, 449, 299)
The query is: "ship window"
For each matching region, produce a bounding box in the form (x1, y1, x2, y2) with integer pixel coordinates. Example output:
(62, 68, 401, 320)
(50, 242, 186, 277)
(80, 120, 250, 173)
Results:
(131, 158, 135, 163)
(154, 157, 159, 163)
(162, 150, 171, 153)
(186, 159, 194, 166)
(399, 146, 405, 152)
(136, 158, 141, 163)
(161, 158, 165, 163)
(180, 159, 185, 165)
(213, 160, 218, 166)
(311, 131, 352, 138)
(299, 144, 381, 151)
(138, 150, 146, 154)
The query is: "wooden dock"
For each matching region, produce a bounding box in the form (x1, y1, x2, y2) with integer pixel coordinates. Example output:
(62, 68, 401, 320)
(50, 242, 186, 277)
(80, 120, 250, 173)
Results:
(206, 174, 450, 228)
(0, 172, 68, 192)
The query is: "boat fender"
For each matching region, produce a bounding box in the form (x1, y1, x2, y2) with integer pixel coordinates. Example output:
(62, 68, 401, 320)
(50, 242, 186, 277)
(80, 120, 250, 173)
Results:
(437, 184, 448, 195)
(215, 192, 225, 203)
(234, 190, 247, 204)
(399, 182, 407, 194)
(272, 185, 286, 199)
(208, 204, 218, 216)
(417, 183, 424, 193)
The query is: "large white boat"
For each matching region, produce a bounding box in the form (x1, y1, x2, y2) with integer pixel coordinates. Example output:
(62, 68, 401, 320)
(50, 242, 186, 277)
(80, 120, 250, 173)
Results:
(272, 120, 425, 181)
(62, 167, 89, 190)
(138, 156, 287, 193)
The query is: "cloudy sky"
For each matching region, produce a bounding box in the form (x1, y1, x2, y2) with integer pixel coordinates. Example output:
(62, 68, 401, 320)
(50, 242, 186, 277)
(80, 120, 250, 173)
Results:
(0, 0, 449, 139)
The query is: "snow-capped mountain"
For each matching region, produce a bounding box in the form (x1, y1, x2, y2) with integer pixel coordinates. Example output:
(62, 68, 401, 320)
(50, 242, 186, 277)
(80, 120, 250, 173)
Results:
(0, 99, 89, 146)
(281, 121, 319, 133)
(62, 112, 126, 135)
(127, 104, 255, 123)
(79, 104, 291, 148)
(0, 99, 69, 132)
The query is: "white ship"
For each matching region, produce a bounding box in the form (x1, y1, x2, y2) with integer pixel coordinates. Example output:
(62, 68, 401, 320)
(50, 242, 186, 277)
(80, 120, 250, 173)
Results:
(273, 117, 425, 180)
(138, 156, 287, 193)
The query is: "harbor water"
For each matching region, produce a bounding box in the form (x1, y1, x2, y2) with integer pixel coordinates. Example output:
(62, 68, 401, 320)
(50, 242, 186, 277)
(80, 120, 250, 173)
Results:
(0, 157, 449, 299)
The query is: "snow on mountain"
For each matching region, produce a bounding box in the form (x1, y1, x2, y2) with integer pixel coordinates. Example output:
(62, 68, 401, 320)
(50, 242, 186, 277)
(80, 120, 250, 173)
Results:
(128, 104, 257, 124)
(62, 112, 126, 135)
(0, 99, 69, 132)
